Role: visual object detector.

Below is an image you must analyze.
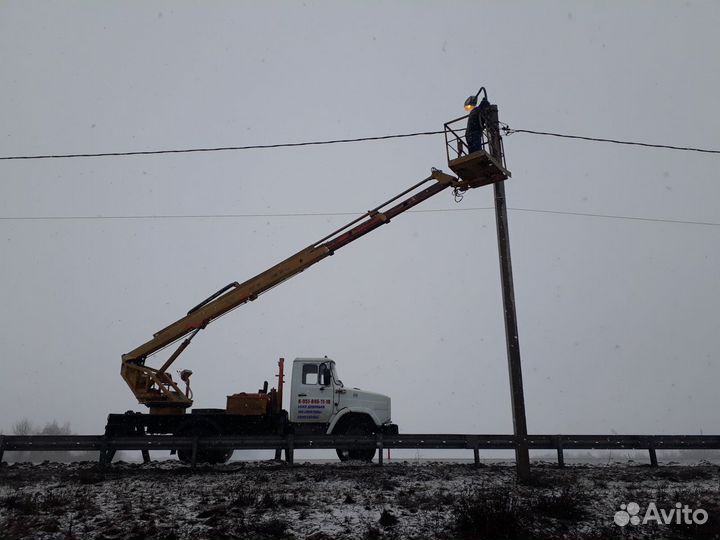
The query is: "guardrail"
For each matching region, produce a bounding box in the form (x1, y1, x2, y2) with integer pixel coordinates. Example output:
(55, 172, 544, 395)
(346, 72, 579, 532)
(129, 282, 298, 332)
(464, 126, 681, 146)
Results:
(2, 434, 718, 469)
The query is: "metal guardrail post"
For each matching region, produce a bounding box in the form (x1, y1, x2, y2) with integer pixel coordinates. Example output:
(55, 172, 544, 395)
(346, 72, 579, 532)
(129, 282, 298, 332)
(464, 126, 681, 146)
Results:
(376, 433, 384, 466)
(555, 436, 565, 468)
(191, 436, 199, 468)
(467, 436, 480, 467)
(648, 443, 658, 467)
(286, 433, 294, 465)
(0, 435, 5, 464)
(98, 437, 108, 468)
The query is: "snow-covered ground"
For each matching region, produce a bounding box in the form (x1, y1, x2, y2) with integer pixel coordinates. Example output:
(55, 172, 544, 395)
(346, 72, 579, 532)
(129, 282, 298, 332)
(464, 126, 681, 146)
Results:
(1, 459, 719, 539)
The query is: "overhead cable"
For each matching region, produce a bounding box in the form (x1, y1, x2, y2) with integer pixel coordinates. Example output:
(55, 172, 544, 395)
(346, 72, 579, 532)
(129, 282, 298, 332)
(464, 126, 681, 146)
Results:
(502, 127, 720, 155)
(1, 126, 720, 161)
(0, 130, 444, 160)
(507, 207, 720, 227)
(1, 207, 717, 227)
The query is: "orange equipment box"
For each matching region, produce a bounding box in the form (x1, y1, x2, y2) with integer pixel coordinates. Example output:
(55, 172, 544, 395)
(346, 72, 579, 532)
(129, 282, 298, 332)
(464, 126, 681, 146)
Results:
(226, 393, 270, 416)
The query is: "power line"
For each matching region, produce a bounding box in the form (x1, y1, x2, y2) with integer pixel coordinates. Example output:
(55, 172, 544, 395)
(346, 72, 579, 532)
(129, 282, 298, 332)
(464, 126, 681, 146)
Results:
(1, 206, 717, 227)
(0, 130, 444, 160)
(0, 211, 364, 220)
(507, 207, 720, 227)
(503, 127, 720, 155)
(2, 125, 719, 161)
(0, 208, 486, 221)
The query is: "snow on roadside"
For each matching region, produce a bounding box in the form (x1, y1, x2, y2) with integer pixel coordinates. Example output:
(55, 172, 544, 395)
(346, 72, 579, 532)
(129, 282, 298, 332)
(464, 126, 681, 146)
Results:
(1, 460, 719, 539)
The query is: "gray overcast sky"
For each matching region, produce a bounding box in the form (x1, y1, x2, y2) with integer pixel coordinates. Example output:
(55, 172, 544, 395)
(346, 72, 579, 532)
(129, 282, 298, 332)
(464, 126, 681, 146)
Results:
(1, 1, 719, 440)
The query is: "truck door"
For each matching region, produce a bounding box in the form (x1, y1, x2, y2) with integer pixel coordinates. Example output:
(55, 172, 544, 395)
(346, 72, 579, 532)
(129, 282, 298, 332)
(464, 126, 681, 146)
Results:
(290, 361, 335, 424)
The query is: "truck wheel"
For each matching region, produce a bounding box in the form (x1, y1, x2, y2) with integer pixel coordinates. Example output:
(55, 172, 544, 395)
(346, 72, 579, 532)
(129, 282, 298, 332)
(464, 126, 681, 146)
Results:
(176, 420, 233, 465)
(335, 417, 376, 462)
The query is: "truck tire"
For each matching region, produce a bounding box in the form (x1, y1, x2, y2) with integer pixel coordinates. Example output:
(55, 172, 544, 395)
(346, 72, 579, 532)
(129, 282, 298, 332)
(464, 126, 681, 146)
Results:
(176, 419, 233, 465)
(335, 416, 376, 462)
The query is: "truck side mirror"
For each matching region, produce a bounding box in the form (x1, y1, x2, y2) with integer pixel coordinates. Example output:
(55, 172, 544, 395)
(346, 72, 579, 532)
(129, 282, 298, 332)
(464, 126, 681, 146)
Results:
(319, 364, 331, 386)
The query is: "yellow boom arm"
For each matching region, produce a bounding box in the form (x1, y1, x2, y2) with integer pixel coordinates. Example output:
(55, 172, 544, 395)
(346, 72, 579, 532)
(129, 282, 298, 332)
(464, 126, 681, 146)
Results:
(120, 165, 504, 412)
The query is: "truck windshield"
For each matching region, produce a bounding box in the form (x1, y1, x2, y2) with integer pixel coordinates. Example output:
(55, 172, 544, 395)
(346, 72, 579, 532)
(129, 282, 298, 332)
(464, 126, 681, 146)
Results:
(331, 364, 343, 387)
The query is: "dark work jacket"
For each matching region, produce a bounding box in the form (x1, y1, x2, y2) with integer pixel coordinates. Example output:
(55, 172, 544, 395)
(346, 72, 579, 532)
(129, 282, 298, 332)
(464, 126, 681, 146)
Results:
(465, 107, 482, 139)
(465, 107, 483, 153)
(465, 99, 491, 154)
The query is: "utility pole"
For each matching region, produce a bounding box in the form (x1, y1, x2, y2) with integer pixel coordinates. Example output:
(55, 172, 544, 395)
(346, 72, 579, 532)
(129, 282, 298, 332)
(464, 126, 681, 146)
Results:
(487, 104, 531, 481)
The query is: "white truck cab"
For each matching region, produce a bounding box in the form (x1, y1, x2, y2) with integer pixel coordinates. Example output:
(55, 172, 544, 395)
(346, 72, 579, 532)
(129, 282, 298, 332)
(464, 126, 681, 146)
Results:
(288, 357, 396, 453)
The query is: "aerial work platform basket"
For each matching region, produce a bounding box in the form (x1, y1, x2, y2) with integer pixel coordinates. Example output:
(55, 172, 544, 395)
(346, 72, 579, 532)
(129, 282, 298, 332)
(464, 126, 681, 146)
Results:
(444, 113, 511, 189)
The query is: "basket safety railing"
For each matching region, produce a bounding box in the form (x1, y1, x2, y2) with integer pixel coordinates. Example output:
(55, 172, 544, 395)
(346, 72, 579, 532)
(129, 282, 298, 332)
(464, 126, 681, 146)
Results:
(443, 113, 508, 170)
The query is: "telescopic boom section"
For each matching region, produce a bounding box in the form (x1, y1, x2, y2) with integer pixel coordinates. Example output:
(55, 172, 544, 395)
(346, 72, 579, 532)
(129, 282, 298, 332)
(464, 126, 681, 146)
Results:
(120, 168, 477, 411)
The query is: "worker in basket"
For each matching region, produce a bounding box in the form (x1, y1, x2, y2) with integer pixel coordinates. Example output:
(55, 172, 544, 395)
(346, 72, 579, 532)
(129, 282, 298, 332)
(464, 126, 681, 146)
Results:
(464, 94, 491, 154)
